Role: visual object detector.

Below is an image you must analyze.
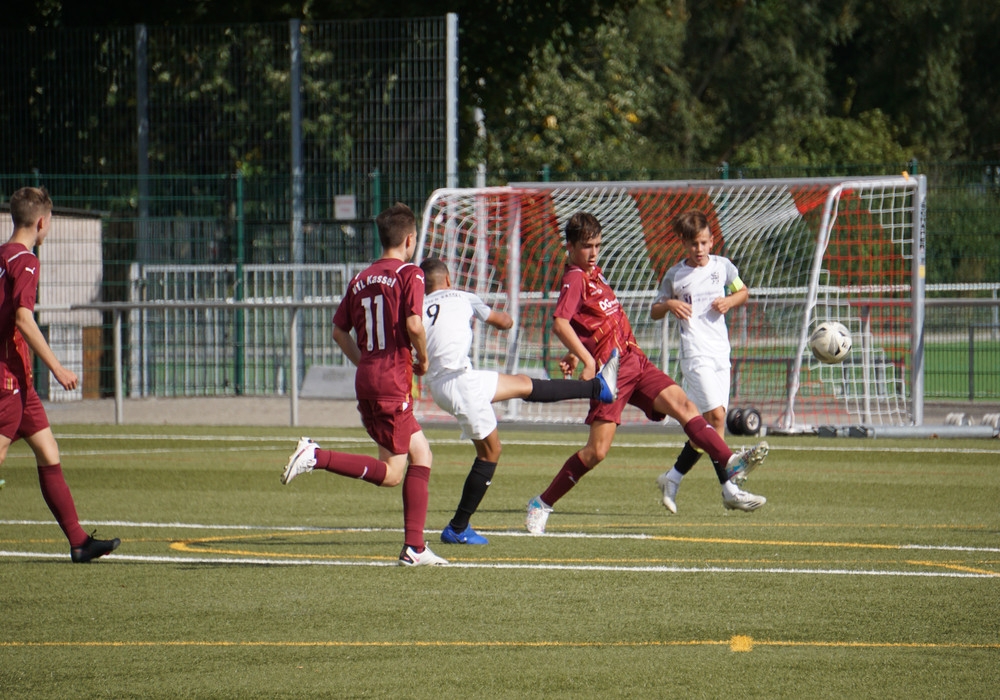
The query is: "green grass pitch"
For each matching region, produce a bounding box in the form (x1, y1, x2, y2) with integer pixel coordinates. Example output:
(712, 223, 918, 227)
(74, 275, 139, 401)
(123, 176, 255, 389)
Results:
(1, 424, 998, 698)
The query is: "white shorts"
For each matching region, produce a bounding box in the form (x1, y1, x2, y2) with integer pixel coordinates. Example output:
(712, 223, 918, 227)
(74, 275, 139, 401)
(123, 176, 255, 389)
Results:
(680, 355, 731, 414)
(427, 369, 500, 441)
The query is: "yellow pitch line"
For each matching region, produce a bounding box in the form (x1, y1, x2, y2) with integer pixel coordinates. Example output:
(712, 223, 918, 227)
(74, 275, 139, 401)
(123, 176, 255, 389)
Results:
(167, 531, 1000, 573)
(2, 637, 998, 651)
(168, 528, 995, 554)
(648, 534, 926, 550)
(907, 560, 1000, 576)
(169, 540, 393, 562)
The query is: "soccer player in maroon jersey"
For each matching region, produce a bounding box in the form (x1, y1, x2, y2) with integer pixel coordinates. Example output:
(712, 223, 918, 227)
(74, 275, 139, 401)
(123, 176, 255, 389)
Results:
(525, 212, 769, 534)
(0, 187, 119, 562)
(280, 202, 446, 566)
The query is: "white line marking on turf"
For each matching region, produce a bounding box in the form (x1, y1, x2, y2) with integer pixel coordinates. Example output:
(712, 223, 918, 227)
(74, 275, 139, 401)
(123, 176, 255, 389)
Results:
(0, 550, 995, 578)
(4, 519, 999, 553)
(0, 519, 382, 532)
(42, 432, 1000, 455)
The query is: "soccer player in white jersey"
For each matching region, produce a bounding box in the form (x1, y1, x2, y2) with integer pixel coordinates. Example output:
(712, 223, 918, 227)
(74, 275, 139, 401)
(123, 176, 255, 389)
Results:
(419, 257, 620, 545)
(650, 209, 766, 513)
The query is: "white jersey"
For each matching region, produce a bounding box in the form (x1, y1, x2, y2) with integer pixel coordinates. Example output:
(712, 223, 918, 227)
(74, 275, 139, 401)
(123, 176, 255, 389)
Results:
(423, 288, 492, 379)
(656, 255, 743, 361)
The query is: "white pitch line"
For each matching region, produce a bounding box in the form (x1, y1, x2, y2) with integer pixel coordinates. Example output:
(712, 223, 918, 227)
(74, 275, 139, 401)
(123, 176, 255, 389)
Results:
(0, 550, 995, 578)
(39, 431, 1000, 455)
(0, 519, 384, 532)
(4, 519, 1000, 553)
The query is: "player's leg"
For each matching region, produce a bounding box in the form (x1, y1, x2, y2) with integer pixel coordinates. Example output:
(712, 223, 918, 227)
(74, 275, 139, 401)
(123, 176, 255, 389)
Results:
(492, 349, 619, 403)
(281, 437, 389, 486)
(281, 437, 389, 485)
(526, 419, 617, 534)
(657, 405, 728, 512)
(442, 430, 499, 545)
(397, 430, 447, 566)
(18, 388, 119, 561)
(24, 426, 120, 561)
(659, 361, 719, 512)
(438, 372, 498, 545)
(281, 398, 397, 486)
(653, 384, 767, 512)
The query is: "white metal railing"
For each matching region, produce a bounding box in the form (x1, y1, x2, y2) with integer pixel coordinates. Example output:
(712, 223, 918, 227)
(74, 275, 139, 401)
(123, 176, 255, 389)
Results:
(71, 300, 340, 427)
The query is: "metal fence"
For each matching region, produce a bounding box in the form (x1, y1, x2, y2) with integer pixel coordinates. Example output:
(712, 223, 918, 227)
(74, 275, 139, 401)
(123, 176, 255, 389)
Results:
(59, 287, 999, 427)
(0, 16, 458, 273)
(53, 270, 1000, 406)
(0, 18, 457, 187)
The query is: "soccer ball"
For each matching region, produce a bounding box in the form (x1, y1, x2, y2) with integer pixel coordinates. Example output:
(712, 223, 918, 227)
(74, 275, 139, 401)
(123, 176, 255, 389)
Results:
(809, 321, 852, 364)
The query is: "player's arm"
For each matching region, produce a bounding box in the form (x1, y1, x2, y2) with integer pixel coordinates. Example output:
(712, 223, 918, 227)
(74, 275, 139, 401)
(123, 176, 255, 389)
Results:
(651, 275, 690, 320)
(486, 310, 513, 331)
(333, 325, 362, 367)
(552, 316, 596, 380)
(712, 280, 749, 314)
(651, 297, 691, 321)
(14, 306, 78, 390)
(406, 314, 429, 376)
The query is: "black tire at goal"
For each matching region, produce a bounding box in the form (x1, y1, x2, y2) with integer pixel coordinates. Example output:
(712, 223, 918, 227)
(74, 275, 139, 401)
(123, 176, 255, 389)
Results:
(741, 407, 762, 436)
(726, 407, 745, 436)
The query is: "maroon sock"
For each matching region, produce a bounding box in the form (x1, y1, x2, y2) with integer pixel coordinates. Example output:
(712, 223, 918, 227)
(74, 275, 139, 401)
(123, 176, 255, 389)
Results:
(540, 453, 591, 506)
(315, 449, 386, 485)
(401, 465, 431, 550)
(37, 463, 88, 547)
(683, 416, 733, 468)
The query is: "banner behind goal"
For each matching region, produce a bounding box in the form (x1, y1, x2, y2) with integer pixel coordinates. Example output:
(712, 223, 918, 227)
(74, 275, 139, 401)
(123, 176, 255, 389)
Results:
(416, 176, 926, 431)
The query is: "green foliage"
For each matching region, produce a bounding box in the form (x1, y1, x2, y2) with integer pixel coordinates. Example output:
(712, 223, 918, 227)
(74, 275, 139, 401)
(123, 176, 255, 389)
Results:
(732, 109, 911, 167)
(487, 12, 659, 172)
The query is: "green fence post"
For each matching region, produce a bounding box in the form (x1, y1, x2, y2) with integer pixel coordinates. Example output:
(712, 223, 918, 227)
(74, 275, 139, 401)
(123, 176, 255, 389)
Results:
(371, 167, 381, 257)
(234, 171, 245, 395)
(969, 325, 975, 402)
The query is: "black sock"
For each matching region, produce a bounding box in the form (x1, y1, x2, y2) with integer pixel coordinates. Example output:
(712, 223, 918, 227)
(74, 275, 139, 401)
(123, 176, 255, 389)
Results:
(526, 377, 595, 403)
(450, 458, 498, 532)
(674, 441, 703, 476)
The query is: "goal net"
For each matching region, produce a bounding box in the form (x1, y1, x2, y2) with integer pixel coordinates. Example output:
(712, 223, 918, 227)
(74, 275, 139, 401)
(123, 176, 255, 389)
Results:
(415, 176, 926, 431)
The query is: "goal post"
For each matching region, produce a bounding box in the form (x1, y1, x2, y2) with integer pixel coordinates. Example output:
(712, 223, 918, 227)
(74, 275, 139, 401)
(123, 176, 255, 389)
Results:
(416, 175, 926, 431)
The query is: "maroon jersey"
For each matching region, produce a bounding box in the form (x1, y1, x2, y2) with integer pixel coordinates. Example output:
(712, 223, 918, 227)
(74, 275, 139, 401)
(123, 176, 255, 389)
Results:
(554, 263, 638, 366)
(333, 258, 424, 400)
(0, 242, 38, 391)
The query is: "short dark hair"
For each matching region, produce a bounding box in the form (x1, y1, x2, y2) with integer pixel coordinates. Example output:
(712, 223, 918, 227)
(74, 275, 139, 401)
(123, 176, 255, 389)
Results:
(419, 256, 449, 292)
(375, 202, 416, 249)
(9, 186, 52, 229)
(564, 212, 602, 244)
(673, 210, 711, 243)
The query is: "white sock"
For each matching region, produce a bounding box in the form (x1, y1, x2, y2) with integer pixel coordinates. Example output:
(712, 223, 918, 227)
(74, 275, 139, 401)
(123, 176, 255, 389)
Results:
(666, 467, 684, 484)
(722, 480, 740, 498)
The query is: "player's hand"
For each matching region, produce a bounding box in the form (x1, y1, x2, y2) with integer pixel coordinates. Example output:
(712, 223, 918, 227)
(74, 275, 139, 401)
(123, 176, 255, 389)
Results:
(558, 352, 579, 378)
(712, 296, 732, 314)
(670, 301, 692, 320)
(53, 367, 79, 391)
(413, 355, 429, 376)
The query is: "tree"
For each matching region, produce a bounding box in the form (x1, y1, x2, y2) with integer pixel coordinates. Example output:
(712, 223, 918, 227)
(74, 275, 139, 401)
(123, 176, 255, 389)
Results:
(484, 11, 659, 173)
(830, 0, 973, 160)
(731, 109, 910, 167)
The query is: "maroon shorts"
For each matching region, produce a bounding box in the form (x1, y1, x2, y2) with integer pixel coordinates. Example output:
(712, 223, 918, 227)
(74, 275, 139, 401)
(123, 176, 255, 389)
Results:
(0, 385, 50, 442)
(587, 350, 675, 425)
(356, 397, 422, 455)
